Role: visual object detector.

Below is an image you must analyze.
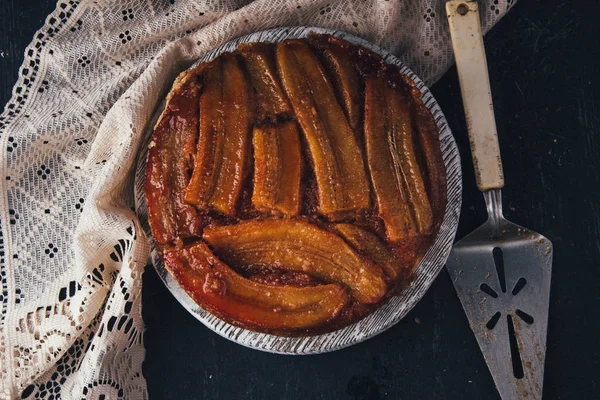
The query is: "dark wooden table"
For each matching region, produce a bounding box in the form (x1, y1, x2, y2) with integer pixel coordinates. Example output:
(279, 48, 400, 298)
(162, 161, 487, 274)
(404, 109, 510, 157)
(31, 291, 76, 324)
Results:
(2, 1, 598, 399)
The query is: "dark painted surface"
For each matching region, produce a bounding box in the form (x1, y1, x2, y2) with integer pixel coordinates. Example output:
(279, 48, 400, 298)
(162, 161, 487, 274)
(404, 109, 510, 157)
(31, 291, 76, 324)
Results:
(1, 0, 598, 399)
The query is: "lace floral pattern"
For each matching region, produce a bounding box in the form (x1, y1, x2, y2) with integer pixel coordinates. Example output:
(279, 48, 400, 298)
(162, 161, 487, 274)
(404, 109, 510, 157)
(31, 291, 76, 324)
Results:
(0, 0, 515, 398)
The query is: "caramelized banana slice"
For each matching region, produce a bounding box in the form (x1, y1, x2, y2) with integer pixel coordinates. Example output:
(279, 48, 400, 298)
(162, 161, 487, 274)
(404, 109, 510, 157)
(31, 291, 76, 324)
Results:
(309, 34, 362, 132)
(364, 75, 433, 241)
(145, 71, 204, 244)
(164, 241, 349, 331)
(364, 75, 413, 241)
(385, 80, 433, 233)
(203, 219, 387, 304)
(185, 54, 251, 216)
(401, 75, 447, 218)
(184, 59, 223, 209)
(336, 224, 402, 281)
(276, 40, 370, 219)
(252, 122, 302, 215)
(238, 42, 291, 123)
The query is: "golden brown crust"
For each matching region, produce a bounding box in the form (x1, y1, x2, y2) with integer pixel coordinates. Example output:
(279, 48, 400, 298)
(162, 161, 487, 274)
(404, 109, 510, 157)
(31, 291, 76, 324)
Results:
(144, 35, 447, 336)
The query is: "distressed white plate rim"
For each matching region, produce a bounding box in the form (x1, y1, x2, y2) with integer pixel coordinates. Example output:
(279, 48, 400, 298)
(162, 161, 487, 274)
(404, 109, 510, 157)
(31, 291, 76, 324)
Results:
(134, 26, 462, 355)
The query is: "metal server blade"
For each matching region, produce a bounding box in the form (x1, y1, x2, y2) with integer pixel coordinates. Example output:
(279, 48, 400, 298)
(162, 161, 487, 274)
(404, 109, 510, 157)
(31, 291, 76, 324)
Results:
(446, 2, 553, 399)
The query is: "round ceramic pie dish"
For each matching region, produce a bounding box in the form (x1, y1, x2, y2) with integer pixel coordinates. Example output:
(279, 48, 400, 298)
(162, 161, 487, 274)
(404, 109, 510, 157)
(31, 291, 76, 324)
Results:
(134, 26, 461, 354)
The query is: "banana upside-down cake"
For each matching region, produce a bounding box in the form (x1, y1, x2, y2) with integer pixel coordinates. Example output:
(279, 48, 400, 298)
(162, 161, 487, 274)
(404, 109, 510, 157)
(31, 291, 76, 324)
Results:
(144, 33, 447, 335)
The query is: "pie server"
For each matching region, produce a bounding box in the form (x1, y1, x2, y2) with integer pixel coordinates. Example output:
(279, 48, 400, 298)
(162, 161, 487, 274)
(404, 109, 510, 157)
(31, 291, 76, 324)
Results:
(445, 1, 553, 399)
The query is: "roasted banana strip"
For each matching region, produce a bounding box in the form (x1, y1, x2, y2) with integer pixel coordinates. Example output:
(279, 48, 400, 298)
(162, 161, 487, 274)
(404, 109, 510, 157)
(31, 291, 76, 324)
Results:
(164, 241, 349, 331)
(238, 42, 292, 123)
(184, 54, 251, 216)
(385, 79, 433, 233)
(309, 34, 362, 133)
(252, 122, 302, 215)
(401, 75, 447, 217)
(335, 224, 403, 281)
(364, 75, 433, 241)
(203, 219, 387, 304)
(145, 73, 204, 244)
(276, 40, 370, 219)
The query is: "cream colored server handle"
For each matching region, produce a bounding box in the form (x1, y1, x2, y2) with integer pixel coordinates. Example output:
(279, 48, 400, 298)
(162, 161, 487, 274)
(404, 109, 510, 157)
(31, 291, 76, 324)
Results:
(446, 0, 504, 191)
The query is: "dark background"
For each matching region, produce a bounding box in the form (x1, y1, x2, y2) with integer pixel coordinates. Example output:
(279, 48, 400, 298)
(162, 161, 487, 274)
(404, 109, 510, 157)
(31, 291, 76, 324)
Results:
(2, 0, 598, 399)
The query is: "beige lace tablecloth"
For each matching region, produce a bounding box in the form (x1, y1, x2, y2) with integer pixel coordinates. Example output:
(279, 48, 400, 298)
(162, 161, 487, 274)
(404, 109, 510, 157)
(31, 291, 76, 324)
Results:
(0, 1, 515, 398)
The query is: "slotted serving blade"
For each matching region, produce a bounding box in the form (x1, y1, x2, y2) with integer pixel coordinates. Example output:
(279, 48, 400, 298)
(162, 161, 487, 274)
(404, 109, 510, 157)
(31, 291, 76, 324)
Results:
(446, 2, 553, 399)
(446, 191, 552, 399)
